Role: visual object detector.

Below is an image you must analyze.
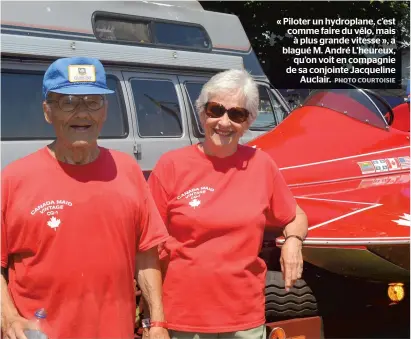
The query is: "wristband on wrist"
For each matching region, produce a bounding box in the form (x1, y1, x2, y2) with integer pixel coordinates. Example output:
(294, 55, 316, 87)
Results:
(141, 318, 168, 329)
(284, 234, 304, 243)
(142, 318, 151, 328)
(150, 321, 168, 329)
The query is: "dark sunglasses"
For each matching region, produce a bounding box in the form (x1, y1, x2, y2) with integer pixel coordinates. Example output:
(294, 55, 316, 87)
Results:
(47, 95, 105, 112)
(205, 101, 250, 123)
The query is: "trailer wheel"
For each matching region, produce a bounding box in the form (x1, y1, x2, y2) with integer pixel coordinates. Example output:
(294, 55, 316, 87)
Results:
(265, 270, 318, 321)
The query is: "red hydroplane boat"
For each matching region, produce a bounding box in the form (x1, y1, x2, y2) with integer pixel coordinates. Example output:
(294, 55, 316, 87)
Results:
(249, 87, 410, 283)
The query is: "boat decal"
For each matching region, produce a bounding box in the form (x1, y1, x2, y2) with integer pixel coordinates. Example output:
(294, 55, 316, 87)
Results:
(392, 213, 411, 227)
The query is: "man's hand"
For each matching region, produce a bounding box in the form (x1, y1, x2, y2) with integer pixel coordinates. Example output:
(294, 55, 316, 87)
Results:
(280, 237, 303, 292)
(2, 315, 30, 339)
(148, 327, 170, 339)
(1, 269, 31, 339)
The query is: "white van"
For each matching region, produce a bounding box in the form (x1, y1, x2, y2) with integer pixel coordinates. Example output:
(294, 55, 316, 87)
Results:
(1, 0, 290, 175)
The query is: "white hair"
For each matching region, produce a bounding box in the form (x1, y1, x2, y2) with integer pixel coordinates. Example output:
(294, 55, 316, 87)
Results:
(195, 69, 259, 124)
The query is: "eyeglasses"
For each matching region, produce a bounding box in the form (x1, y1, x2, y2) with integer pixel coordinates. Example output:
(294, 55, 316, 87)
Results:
(204, 102, 250, 123)
(47, 95, 105, 112)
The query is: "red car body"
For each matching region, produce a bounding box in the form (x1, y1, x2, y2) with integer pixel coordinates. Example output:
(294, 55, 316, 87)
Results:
(248, 88, 410, 338)
(248, 88, 410, 283)
(392, 101, 410, 132)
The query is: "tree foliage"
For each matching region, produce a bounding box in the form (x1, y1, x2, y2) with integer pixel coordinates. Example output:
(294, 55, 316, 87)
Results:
(200, 1, 410, 87)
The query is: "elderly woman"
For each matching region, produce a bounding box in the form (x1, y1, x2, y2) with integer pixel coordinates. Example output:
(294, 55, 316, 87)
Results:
(147, 69, 308, 338)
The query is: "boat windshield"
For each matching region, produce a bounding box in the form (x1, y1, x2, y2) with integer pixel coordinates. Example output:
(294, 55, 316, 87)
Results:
(302, 88, 390, 129)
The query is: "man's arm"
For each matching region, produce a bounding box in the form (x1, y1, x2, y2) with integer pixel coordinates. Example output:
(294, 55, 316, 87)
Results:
(136, 246, 165, 321)
(1, 268, 29, 339)
(136, 246, 169, 339)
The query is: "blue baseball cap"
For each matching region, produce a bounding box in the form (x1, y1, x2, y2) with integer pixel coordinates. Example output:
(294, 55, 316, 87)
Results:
(43, 57, 114, 99)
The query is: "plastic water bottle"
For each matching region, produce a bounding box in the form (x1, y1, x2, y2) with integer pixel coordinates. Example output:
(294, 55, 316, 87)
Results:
(24, 309, 48, 339)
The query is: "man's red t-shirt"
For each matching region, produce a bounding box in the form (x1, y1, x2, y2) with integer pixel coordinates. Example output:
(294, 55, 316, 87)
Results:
(148, 144, 296, 333)
(1, 147, 169, 339)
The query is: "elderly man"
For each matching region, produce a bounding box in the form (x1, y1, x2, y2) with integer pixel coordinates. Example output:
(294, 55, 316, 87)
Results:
(1, 57, 170, 339)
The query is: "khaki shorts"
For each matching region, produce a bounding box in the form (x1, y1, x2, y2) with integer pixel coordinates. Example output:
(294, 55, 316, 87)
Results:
(169, 325, 266, 339)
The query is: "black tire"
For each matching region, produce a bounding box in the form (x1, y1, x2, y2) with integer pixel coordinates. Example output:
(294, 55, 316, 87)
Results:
(265, 270, 318, 321)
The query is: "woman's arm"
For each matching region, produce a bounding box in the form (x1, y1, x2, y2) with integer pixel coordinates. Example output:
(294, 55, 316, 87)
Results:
(283, 204, 308, 240)
(280, 205, 308, 291)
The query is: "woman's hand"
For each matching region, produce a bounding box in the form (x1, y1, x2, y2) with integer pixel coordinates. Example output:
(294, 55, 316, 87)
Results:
(280, 237, 303, 292)
(280, 204, 308, 291)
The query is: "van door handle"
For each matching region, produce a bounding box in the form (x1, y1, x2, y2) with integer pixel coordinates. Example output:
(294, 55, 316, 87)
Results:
(133, 142, 142, 160)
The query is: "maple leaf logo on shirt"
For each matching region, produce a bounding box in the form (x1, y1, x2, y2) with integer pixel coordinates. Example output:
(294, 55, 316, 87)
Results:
(189, 199, 201, 208)
(47, 216, 61, 230)
(392, 213, 411, 227)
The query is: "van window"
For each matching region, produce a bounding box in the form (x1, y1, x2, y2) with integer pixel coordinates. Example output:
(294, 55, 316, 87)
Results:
(94, 17, 152, 43)
(1, 71, 127, 140)
(103, 76, 128, 138)
(251, 86, 277, 130)
(1, 72, 53, 140)
(130, 79, 183, 137)
(155, 22, 210, 49)
(184, 82, 284, 133)
(93, 12, 211, 51)
(184, 82, 205, 134)
(242, 49, 266, 77)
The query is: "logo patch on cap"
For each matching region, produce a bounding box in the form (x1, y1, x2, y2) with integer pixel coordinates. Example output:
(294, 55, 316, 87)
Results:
(68, 65, 96, 82)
